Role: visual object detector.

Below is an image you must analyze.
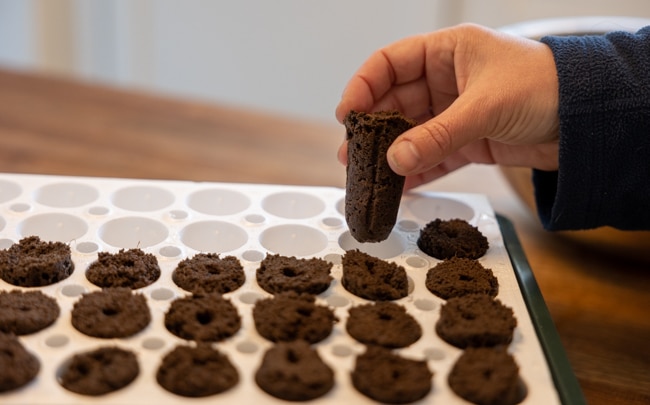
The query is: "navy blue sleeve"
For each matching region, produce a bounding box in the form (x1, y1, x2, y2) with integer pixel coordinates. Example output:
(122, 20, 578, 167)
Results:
(532, 27, 650, 231)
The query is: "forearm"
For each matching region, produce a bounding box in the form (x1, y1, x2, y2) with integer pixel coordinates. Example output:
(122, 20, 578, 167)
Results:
(533, 27, 650, 231)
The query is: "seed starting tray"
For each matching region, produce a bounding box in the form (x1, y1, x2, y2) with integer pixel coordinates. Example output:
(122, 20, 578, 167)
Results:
(0, 173, 584, 404)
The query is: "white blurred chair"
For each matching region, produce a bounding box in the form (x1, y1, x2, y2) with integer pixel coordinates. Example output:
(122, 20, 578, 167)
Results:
(499, 15, 650, 38)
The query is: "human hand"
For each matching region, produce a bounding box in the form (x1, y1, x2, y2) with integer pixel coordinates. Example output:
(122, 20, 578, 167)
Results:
(335, 23, 560, 190)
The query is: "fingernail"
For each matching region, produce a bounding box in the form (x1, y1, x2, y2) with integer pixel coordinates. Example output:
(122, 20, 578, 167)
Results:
(389, 139, 420, 173)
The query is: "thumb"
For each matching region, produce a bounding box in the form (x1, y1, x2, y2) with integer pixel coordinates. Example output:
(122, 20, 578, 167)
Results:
(387, 99, 484, 175)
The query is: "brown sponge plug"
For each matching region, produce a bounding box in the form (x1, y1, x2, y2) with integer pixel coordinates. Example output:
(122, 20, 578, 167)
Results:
(344, 110, 416, 242)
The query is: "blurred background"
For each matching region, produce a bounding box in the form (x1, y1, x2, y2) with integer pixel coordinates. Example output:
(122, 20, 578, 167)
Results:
(1, 0, 649, 125)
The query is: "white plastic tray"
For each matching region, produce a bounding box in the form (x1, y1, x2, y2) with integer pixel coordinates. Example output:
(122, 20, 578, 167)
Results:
(0, 173, 562, 404)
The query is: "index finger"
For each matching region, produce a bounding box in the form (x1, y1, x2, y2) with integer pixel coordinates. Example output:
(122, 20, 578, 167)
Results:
(335, 34, 429, 123)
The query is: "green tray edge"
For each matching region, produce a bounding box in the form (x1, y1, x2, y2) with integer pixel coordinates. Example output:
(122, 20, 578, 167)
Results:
(496, 213, 586, 405)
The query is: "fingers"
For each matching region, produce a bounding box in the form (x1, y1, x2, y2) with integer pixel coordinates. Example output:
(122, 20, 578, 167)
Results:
(335, 34, 431, 123)
(337, 132, 472, 191)
(337, 23, 560, 181)
(372, 78, 430, 119)
(337, 141, 348, 166)
(335, 75, 376, 123)
(387, 96, 482, 175)
(402, 157, 471, 190)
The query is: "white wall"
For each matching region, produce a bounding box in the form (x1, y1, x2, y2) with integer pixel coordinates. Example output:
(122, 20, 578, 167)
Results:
(109, 0, 456, 124)
(1, 0, 649, 124)
(0, 1, 34, 68)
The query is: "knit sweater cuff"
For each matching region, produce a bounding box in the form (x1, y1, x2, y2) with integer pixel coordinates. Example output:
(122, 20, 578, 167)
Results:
(533, 28, 650, 231)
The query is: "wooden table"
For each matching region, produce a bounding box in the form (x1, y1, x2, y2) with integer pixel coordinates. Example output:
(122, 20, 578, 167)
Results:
(1, 68, 648, 404)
